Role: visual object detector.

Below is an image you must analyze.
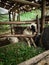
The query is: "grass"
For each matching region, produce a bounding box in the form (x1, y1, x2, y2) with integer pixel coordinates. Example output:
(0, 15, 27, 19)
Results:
(0, 42, 45, 65)
(0, 25, 10, 33)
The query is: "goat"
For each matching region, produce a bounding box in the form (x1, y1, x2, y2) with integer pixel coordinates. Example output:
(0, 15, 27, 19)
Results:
(8, 37, 19, 44)
(23, 23, 37, 47)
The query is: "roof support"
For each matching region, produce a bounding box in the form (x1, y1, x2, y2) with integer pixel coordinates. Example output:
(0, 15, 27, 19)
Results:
(12, 12, 16, 34)
(40, 0, 46, 32)
(36, 15, 40, 35)
(12, 12, 16, 21)
(17, 11, 20, 21)
(0, 0, 40, 12)
(9, 12, 13, 34)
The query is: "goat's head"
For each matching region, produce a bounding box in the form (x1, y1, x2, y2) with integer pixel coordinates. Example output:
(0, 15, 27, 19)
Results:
(30, 23, 37, 33)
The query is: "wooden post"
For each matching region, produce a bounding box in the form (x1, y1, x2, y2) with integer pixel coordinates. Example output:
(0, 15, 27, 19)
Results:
(36, 15, 40, 35)
(9, 12, 11, 21)
(9, 12, 13, 34)
(17, 11, 20, 21)
(40, 0, 46, 32)
(12, 12, 16, 21)
(12, 12, 16, 34)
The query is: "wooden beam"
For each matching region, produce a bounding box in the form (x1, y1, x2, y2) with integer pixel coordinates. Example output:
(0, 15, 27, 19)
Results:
(9, 0, 40, 7)
(0, 16, 49, 25)
(40, 0, 46, 32)
(0, 21, 34, 25)
(0, 34, 36, 38)
(18, 50, 49, 65)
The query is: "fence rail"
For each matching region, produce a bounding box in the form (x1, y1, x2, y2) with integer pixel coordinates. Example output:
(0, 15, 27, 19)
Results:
(0, 34, 36, 38)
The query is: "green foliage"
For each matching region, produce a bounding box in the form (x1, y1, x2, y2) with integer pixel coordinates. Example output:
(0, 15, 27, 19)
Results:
(0, 25, 10, 33)
(0, 43, 44, 65)
(20, 9, 41, 21)
(0, 14, 9, 33)
(0, 9, 41, 22)
(0, 14, 9, 22)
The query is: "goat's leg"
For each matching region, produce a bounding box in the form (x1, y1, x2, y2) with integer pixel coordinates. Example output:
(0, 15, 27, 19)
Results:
(25, 38, 31, 47)
(30, 38, 37, 48)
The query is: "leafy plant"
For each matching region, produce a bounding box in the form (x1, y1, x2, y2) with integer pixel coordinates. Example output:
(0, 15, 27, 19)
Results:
(0, 43, 44, 65)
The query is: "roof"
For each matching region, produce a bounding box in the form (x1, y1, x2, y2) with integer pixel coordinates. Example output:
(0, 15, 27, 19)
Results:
(0, 0, 40, 12)
(0, 0, 49, 12)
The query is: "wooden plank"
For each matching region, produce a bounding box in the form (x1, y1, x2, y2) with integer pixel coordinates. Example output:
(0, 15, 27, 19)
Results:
(0, 21, 35, 25)
(0, 34, 36, 38)
(0, 19, 49, 25)
(18, 50, 49, 65)
(0, 15, 49, 25)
